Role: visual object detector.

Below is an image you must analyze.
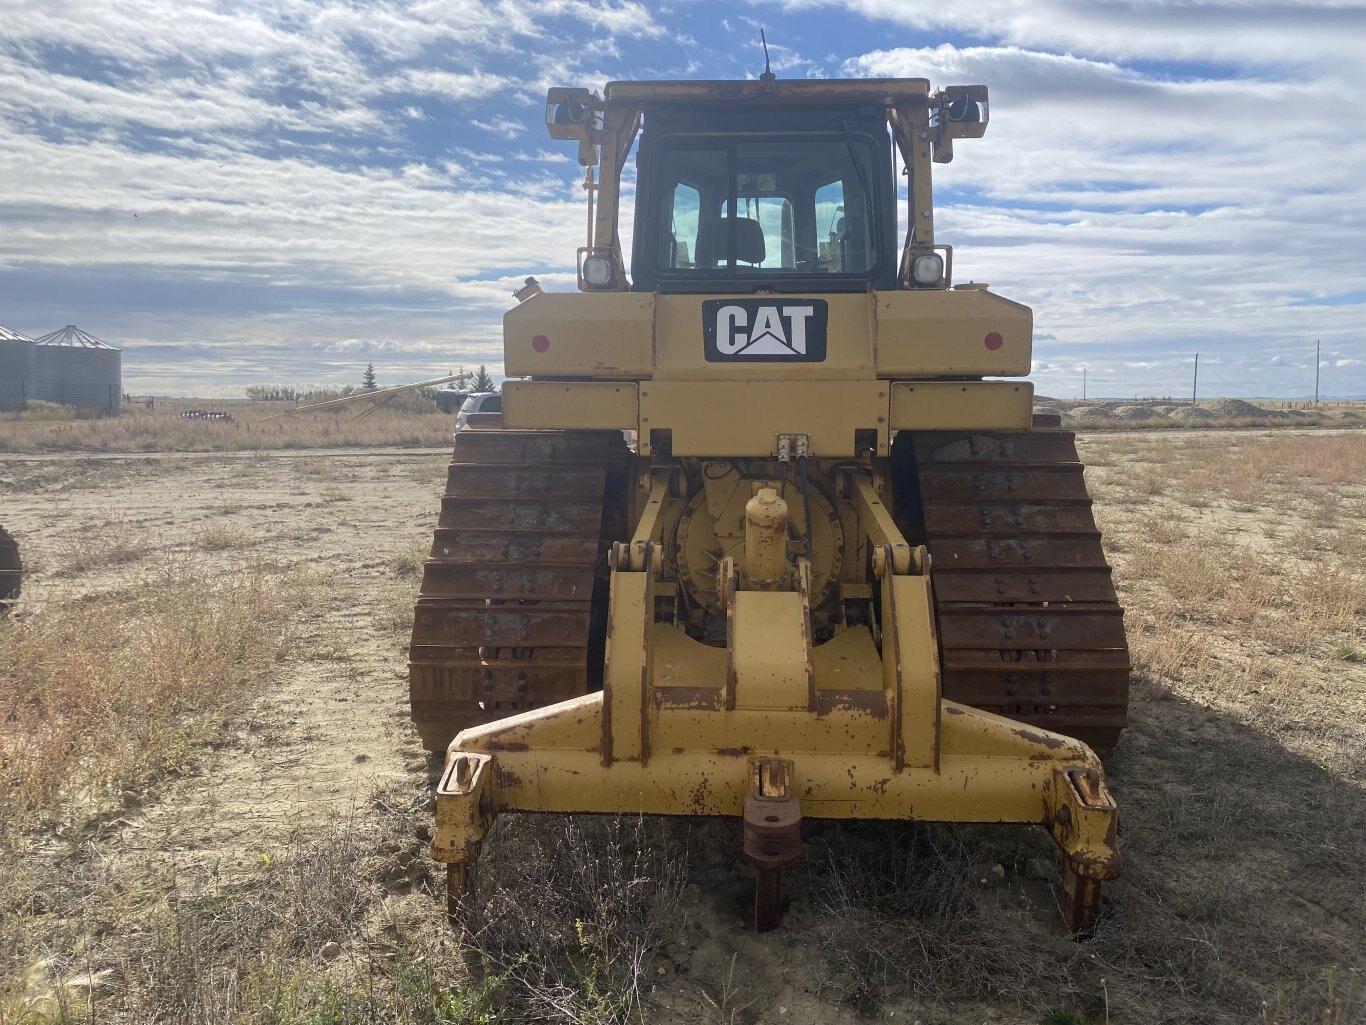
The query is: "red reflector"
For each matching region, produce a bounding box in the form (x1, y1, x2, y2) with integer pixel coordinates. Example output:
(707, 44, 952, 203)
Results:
(984, 332, 1004, 351)
(531, 334, 550, 353)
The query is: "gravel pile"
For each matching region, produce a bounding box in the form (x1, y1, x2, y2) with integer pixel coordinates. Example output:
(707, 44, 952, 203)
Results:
(1199, 398, 1284, 419)
(1033, 396, 1364, 426)
(1111, 405, 1156, 420)
(1166, 406, 1219, 420)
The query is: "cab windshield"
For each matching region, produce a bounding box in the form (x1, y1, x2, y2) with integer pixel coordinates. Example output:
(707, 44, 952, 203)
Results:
(653, 136, 878, 280)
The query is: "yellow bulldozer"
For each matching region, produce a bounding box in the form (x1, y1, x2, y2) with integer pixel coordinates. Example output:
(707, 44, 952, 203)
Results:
(408, 72, 1128, 934)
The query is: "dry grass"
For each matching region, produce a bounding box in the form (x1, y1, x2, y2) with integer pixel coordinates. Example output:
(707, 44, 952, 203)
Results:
(1089, 432, 1366, 720)
(456, 815, 689, 1024)
(374, 542, 428, 638)
(0, 789, 485, 1025)
(0, 788, 681, 1025)
(0, 399, 454, 454)
(0, 557, 311, 833)
(48, 514, 156, 576)
(807, 822, 1082, 1014)
(196, 522, 256, 550)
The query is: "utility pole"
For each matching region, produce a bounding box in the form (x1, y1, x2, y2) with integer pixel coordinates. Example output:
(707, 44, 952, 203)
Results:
(1314, 340, 1321, 405)
(1083, 367, 1087, 400)
(1192, 353, 1199, 405)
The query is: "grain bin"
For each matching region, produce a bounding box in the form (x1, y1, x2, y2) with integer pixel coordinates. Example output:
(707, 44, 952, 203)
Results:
(0, 325, 36, 411)
(32, 325, 122, 412)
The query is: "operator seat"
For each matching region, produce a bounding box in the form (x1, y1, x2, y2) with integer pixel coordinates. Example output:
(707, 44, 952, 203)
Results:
(696, 216, 766, 267)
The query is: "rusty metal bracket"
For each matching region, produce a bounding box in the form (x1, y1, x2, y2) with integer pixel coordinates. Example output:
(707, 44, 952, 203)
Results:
(433, 752, 495, 916)
(1046, 765, 1122, 935)
(743, 758, 801, 931)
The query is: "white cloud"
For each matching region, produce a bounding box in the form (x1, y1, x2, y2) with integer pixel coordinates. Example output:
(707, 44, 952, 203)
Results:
(385, 68, 507, 102)
(767, 0, 1366, 71)
(470, 116, 525, 138)
(313, 337, 402, 353)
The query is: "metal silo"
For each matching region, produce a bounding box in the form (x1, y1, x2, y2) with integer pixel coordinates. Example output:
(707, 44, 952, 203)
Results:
(0, 325, 36, 411)
(32, 325, 122, 412)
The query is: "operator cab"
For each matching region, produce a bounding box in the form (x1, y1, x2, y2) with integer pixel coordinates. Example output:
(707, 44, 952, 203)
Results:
(544, 78, 989, 295)
(631, 106, 897, 294)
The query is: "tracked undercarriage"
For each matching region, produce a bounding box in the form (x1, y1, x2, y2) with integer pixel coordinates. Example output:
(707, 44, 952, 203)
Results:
(412, 423, 1128, 754)
(903, 426, 1129, 753)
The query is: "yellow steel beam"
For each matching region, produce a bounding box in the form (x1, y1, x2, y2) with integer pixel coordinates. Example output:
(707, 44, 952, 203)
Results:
(621, 470, 674, 572)
(602, 564, 652, 766)
(849, 475, 915, 575)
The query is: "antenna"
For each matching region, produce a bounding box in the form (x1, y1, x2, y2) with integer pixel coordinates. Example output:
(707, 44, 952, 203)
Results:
(760, 29, 775, 84)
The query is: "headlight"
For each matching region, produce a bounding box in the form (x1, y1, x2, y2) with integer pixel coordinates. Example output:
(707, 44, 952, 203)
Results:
(911, 253, 944, 286)
(582, 255, 614, 287)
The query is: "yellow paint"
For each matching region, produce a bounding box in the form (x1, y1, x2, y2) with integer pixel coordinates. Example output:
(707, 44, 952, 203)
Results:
(889, 381, 1034, 431)
(875, 289, 1032, 377)
(502, 381, 639, 430)
(638, 380, 889, 457)
(504, 292, 653, 377)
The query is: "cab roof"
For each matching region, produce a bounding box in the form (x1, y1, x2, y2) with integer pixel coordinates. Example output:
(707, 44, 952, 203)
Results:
(603, 78, 930, 109)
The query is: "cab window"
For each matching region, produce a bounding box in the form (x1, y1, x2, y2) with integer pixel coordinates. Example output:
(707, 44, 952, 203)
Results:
(653, 136, 876, 279)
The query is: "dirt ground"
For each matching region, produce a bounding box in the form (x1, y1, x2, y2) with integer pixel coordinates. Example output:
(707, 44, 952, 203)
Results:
(2, 428, 1363, 1024)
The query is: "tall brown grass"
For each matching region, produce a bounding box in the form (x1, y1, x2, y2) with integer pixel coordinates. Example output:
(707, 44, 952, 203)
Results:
(0, 403, 454, 454)
(0, 557, 311, 833)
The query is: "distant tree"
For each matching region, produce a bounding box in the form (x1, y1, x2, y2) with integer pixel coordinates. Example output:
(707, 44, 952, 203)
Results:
(471, 364, 495, 392)
(244, 384, 298, 401)
(362, 363, 378, 391)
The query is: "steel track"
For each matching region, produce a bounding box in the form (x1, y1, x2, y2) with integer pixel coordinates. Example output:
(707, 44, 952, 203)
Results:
(408, 424, 628, 751)
(908, 428, 1131, 753)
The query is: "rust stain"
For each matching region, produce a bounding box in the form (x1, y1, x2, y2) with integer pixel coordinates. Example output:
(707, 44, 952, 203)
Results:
(688, 779, 713, 813)
(487, 740, 530, 752)
(716, 746, 752, 757)
(1013, 725, 1065, 750)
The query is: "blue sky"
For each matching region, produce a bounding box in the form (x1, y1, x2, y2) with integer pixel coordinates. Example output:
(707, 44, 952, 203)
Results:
(1, 0, 1363, 399)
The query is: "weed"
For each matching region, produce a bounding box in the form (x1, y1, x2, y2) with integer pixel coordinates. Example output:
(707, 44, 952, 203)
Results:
(698, 953, 756, 1025)
(197, 522, 254, 550)
(456, 814, 688, 1024)
(50, 513, 154, 575)
(1332, 640, 1361, 662)
(390, 542, 429, 579)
